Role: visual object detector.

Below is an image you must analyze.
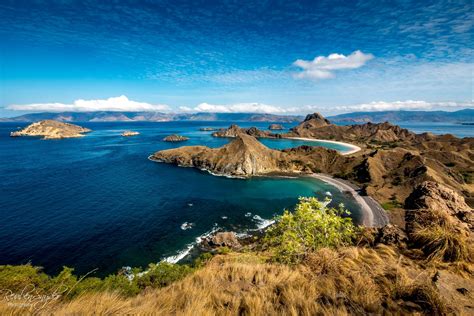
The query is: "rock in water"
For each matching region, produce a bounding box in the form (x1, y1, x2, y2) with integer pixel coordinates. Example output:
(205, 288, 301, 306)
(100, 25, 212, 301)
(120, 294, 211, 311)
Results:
(10, 120, 91, 139)
(122, 131, 140, 136)
(268, 124, 284, 130)
(163, 134, 189, 142)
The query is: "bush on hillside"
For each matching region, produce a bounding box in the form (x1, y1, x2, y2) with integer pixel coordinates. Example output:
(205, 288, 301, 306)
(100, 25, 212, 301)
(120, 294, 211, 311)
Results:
(264, 197, 357, 264)
(0, 261, 194, 300)
(411, 222, 470, 263)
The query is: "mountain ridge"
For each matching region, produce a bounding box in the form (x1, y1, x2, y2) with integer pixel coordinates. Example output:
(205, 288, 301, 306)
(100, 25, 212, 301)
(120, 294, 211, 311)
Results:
(327, 109, 474, 123)
(0, 111, 303, 123)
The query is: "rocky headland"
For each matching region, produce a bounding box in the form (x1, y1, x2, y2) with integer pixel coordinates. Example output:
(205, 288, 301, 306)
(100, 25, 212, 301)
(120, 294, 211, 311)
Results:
(163, 134, 189, 142)
(10, 120, 91, 139)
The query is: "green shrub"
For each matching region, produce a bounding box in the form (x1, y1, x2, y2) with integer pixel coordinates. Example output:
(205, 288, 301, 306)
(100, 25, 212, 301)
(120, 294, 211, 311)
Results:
(0, 264, 50, 293)
(136, 262, 193, 289)
(381, 200, 403, 210)
(0, 261, 193, 300)
(193, 252, 214, 268)
(264, 197, 357, 264)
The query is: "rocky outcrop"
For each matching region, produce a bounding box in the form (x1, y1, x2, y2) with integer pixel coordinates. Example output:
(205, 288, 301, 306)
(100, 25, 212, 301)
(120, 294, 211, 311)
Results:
(122, 131, 140, 136)
(212, 125, 278, 138)
(375, 224, 408, 247)
(10, 120, 91, 139)
(210, 232, 241, 249)
(163, 134, 189, 142)
(405, 181, 473, 233)
(268, 124, 284, 130)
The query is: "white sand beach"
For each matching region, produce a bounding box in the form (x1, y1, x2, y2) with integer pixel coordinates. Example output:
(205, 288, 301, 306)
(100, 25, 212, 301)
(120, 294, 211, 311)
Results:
(286, 137, 361, 155)
(311, 174, 389, 227)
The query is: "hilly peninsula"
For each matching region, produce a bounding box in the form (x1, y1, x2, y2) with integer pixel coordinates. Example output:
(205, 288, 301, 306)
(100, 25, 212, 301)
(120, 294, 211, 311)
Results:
(152, 113, 474, 224)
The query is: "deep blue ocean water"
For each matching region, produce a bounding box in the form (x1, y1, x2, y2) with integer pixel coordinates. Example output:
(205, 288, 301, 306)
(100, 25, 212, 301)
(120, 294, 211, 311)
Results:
(0, 121, 469, 276)
(0, 121, 360, 276)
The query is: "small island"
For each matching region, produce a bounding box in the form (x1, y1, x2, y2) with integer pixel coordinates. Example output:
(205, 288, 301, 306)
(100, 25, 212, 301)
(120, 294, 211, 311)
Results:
(10, 120, 91, 139)
(163, 134, 189, 142)
(268, 124, 284, 130)
(122, 131, 140, 137)
(199, 127, 217, 131)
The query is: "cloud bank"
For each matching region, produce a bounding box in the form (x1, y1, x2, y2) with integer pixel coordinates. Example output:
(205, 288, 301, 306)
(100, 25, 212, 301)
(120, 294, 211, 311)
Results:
(180, 102, 293, 114)
(7, 95, 170, 112)
(306, 100, 473, 113)
(294, 50, 374, 79)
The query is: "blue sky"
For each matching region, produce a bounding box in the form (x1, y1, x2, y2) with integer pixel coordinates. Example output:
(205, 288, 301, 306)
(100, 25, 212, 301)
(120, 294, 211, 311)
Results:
(0, 0, 472, 116)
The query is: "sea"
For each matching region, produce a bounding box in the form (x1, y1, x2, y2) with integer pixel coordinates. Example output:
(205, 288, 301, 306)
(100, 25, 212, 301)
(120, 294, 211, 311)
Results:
(0, 121, 470, 276)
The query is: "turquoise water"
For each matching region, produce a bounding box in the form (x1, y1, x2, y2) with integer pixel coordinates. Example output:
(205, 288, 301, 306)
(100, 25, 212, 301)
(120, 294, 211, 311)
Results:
(0, 121, 360, 276)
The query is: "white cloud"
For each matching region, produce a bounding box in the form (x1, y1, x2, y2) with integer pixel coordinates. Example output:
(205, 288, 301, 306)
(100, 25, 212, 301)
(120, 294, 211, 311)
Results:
(305, 100, 474, 113)
(294, 50, 374, 80)
(7, 95, 170, 112)
(190, 102, 293, 113)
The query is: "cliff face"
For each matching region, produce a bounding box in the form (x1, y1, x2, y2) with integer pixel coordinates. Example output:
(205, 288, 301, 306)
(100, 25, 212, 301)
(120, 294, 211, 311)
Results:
(10, 120, 91, 139)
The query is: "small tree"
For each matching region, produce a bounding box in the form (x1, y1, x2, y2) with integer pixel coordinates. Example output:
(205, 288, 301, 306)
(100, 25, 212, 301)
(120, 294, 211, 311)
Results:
(264, 197, 357, 264)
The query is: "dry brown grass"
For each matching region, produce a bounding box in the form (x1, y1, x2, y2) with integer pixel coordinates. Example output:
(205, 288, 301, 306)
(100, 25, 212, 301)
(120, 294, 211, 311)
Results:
(1, 247, 457, 315)
(408, 206, 473, 264)
(411, 223, 471, 263)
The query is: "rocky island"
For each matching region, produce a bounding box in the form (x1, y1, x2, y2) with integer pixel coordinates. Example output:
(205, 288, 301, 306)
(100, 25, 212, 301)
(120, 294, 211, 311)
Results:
(10, 120, 91, 139)
(122, 131, 140, 136)
(212, 124, 279, 138)
(163, 134, 189, 142)
(199, 127, 217, 131)
(268, 123, 284, 130)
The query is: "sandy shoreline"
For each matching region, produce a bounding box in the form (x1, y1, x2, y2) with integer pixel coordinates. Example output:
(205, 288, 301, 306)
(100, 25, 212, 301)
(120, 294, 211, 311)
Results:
(310, 174, 389, 227)
(286, 137, 361, 155)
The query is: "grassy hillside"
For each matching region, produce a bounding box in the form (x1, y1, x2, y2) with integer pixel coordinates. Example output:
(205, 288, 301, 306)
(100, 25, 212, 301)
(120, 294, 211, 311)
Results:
(1, 196, 472, 315)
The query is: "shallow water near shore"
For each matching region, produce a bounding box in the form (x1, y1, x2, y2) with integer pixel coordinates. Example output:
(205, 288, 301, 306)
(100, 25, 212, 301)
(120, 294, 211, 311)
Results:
(0, 120, 463, 276)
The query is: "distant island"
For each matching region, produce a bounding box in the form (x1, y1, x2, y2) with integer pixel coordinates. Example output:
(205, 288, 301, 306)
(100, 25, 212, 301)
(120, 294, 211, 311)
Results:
(0, 111, 303, 123)
(10, 120, 91, 139)
(327, 108, 474, 123)
(122, 131, 140, 136)
(268, 124, 284, 130)
(163, 134, 189, 142)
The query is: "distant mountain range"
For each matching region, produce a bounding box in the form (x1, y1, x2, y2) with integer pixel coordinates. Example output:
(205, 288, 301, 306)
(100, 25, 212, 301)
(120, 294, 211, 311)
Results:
(0, 111, 304, 123)
(327, 109, 473, 123)
(1, 109, 472, 123)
